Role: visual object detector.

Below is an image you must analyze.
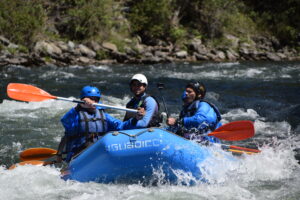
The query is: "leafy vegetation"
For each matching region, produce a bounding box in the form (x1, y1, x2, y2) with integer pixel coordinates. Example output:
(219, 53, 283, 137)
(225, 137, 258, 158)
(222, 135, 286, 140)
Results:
(55, 0, 121, 41)
(241, 0, 300, 45)
(0, 0, 46, 47)
(0, 0, 299, 48)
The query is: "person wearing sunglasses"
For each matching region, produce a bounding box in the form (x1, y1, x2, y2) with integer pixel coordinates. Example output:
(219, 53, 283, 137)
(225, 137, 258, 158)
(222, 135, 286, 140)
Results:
(123, 74, 161, 128)
(57, 85, 136, 162)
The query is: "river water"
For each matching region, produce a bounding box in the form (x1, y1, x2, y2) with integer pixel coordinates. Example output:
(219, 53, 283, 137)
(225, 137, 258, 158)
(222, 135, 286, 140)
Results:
(0, 61, 299, 200)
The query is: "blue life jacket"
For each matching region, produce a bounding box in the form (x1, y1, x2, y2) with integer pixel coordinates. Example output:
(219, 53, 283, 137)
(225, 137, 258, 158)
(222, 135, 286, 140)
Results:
(63, 107, 107, 161)
(179, 100, 222, 142)
(123, 93, 161, 127)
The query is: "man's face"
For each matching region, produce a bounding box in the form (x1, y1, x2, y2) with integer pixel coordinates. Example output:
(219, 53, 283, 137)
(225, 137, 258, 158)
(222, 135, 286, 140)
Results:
(183, 87, 197, 104)
(130, 80, 146, 97)
(80, 96, 100, 110)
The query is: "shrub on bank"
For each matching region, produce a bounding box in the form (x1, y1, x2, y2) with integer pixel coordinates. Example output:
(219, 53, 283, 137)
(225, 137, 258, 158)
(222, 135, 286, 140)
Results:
(0, 0, 46, 47)
(56, 0, 128, 42)
(126, 0, 173, 44)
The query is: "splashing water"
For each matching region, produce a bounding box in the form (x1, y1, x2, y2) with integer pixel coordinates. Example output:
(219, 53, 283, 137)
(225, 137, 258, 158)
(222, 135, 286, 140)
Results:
(0, 62, 299, 199)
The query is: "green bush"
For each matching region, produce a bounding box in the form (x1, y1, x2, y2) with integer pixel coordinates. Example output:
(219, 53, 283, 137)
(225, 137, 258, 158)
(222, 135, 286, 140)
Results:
(170, 26, 187, 43)
(96, 49, 109, 60)
(241, 0, 300, 45)
(127, 0, 173, 42)
(57, 0, 121, 41)
(0, 0, 46, 47)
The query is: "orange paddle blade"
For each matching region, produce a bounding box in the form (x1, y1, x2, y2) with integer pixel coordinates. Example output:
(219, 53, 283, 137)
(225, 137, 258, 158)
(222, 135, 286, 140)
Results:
(208, 121, 254, 141)
(20, 148, 57, 161)
(7, 83, 57, 102)
(9, 160, 46, 170)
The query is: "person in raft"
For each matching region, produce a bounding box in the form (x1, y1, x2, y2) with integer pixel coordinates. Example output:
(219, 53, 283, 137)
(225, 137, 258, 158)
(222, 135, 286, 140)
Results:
(167, 81, 222, 143)
(123, 74, 161, 128)
(56, 85, 143, 162)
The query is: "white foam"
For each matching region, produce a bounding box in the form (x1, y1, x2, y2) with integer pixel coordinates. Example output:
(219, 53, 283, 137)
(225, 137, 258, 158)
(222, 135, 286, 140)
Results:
(40, 71, 75, 80)
(0, 99, 73, 118)
(254, 120, 292, 138)
(162, 64, 299, 80)
(222, 108, 262, 122)
(1, 139, 299, 200)
(87, 65, 112, 72)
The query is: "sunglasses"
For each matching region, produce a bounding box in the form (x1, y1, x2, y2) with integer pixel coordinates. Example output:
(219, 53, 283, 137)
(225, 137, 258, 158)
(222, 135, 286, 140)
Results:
(130, 82, 144, 87)
(88, 97, 100, 101)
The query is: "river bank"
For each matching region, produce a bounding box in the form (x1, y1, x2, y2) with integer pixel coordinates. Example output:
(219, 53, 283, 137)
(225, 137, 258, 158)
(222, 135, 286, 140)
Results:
(0, 35, 299, 67)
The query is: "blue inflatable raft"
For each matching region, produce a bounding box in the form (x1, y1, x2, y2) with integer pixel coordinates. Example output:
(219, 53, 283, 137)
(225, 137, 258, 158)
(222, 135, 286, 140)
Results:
(62, 128, 233, 184)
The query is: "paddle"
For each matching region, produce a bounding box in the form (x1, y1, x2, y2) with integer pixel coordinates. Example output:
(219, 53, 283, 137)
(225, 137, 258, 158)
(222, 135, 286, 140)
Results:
(20, 148, 57, 161)
(157, 83, 169, 117)
(222, 144, 260, 153)
(227, 149, 257, 155)
(7, 83, 137, 113)
(9, 160, 54, 170)
(219, 144, 260, 155)
(208, 120, 254, 141)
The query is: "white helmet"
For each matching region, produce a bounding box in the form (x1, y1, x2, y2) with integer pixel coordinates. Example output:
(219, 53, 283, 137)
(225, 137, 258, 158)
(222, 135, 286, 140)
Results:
(130, 74, 148, 86)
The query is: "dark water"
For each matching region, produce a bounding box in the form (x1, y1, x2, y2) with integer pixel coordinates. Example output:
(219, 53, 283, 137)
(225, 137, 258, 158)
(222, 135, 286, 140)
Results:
(0, 61, 299, 200)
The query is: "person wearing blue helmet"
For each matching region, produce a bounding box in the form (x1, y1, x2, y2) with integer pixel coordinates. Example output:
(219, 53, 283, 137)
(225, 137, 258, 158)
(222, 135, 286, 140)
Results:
(57, 86, 135, 162)
(167, 81, 222, 143)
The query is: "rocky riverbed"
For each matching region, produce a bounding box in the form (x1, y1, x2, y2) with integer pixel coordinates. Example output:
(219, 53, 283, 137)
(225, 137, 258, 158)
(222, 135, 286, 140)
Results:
(0, 34, 299, 67)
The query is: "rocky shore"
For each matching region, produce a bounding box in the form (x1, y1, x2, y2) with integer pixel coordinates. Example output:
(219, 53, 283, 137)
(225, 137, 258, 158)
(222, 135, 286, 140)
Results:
(0, 34, 299, 67)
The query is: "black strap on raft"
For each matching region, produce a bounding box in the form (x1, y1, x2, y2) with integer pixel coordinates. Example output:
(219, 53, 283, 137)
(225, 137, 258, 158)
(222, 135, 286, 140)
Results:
(57, 135, 67, 157)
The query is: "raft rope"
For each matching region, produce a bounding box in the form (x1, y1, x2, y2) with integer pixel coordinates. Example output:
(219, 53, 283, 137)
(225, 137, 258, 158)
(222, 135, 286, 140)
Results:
(112, 128, 154, 141)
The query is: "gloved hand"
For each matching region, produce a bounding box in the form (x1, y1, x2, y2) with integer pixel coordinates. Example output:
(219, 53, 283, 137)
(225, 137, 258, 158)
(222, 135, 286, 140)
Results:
(136, 107, 145, 120)
(167, 117, 177, 126)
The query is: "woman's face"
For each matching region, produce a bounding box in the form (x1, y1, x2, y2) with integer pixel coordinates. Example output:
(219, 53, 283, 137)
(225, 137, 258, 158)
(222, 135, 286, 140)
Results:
(183, 87, 197, 104)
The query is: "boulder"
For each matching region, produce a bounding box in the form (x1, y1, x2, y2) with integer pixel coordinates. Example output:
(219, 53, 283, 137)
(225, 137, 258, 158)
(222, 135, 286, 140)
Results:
(68, 41, 75, 51)
(78, 44, 96, 58)
(111, 51, 130, 63)
(194, 53, 209, 61)
(78, 56, 91, 64)
(56, 41, 69, 52)
(215, 50, 226, 60)
(102, 42, 118, 52)
(225, 50, 237, 61)
(175, 50, 188, 58)
(86, 41, 102, 52)
(266, 52, 281, 61)
(188, 38, 202, 51)
(224, 34, 240, 48)
(34, 41, 62, 57)
(0, 36, 10, 46)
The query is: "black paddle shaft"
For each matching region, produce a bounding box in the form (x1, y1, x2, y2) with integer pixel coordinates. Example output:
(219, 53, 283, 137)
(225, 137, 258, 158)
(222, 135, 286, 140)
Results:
(157, 83, 169, 117)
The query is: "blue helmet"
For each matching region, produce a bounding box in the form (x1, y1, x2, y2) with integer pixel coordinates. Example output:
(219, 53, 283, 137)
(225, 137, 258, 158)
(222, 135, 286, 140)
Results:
(80, 86, 101, 99)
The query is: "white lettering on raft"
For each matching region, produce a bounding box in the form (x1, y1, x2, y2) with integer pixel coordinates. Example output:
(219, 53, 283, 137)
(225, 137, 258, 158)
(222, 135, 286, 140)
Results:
(105, 139, 162, 151)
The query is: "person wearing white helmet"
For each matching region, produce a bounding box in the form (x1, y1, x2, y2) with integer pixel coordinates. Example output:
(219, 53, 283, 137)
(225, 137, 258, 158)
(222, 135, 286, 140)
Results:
(123, 74, 161, 128)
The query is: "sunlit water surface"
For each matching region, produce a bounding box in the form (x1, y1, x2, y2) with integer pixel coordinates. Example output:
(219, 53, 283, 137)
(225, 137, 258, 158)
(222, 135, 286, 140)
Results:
(0, 61, 299, 200)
